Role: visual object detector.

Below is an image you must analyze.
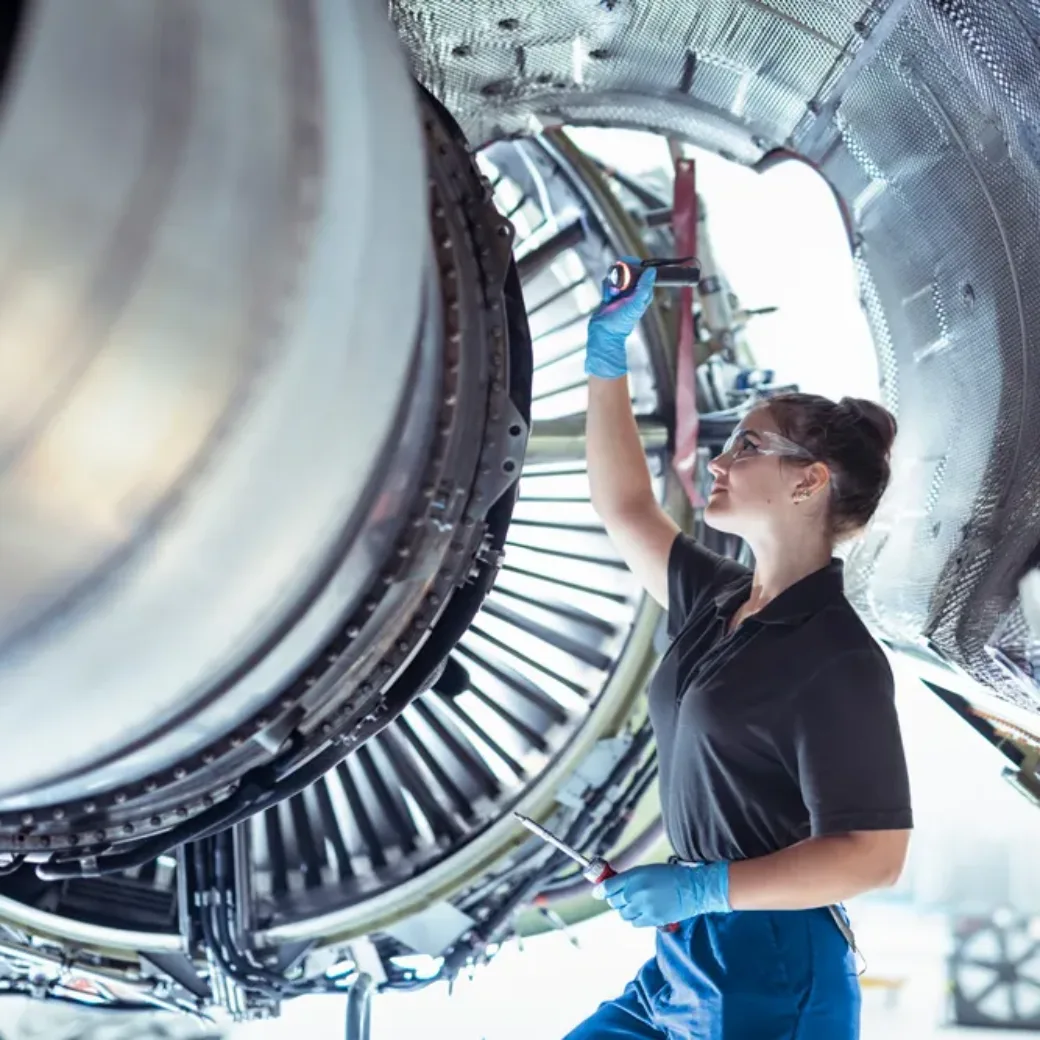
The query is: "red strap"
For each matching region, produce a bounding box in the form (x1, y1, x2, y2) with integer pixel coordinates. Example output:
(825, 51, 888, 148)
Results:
(670, 158, 701, 507)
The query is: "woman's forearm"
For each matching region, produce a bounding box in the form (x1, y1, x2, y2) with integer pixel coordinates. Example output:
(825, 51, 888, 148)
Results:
(726, 830, 910, 911)
(586, 375, 655, 518)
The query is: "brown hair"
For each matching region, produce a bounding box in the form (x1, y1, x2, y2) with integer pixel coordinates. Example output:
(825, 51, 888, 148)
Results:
(766, 392, 897, 538)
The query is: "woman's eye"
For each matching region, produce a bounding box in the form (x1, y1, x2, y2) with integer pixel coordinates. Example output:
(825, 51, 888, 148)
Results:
(739, 434, 759, 454)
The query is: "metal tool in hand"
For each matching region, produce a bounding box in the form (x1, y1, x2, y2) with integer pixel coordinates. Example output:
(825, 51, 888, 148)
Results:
(607, 256, 701, 295)
(513, 812, 680, 933)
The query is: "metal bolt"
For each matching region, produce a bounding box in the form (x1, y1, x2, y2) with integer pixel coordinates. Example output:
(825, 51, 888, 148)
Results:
(20, 814, 33, 827)
(114, 793, 127, 805)
(174, 768, 187, 781)
(150, 816, 162, 827)
(203, 753, 216, 765)
(123, 824, 135, 835)
(347, 625, 361, 638)
(145, 781, 158, 793)
(38, 836, 50, 848)
(95, 830, 106, 842)
(203, 795, 215, 808)
(52, 809, 65, 821)
(176, 808, 189, 819)
(84, 803, 97, 814)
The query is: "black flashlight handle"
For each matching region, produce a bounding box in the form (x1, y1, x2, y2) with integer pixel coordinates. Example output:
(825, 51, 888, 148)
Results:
(650, 264, 701, 287)
(607, 259, 701, 295)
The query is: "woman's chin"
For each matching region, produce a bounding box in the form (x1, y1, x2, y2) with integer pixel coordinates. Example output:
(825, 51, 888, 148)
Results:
(704, 498, 738, 534)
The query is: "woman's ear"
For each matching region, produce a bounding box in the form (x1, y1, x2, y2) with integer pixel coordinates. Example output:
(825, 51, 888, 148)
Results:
(797, 461, 831, 501)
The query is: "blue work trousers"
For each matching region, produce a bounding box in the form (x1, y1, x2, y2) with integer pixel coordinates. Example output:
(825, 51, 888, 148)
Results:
(562, 908, 860, 1040)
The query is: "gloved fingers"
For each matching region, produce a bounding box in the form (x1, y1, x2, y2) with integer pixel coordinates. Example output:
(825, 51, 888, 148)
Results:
(597, 255, 646, 305)
(591, 883, 627, 908)
(593, 873, 628, 901)
(632, 265, 657, 305)
(596, 265, 657, 320)
(618, 904, 641, 923)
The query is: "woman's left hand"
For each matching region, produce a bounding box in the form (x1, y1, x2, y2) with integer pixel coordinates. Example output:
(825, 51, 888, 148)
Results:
(592, 862, 731, 928)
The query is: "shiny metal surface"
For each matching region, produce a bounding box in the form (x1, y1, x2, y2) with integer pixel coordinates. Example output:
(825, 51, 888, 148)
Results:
(0, 0, 427, 800)
(243, 138, 673, 942)
(259, 589, 666, 945)
(394, 0, 1040, 719)
(0, 894, 184, 954)
(513, 812, 589, 867)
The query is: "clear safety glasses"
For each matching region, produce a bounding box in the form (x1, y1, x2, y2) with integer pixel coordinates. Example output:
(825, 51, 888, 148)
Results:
(719, 426, 816, 463)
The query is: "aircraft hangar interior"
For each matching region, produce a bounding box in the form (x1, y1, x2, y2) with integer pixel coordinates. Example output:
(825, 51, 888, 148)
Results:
(1, 1, 1040, 1036)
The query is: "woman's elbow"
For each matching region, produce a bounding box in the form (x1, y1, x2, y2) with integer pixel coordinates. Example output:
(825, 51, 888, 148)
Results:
(873, 856, 905, 889)
(851, 829, 910, 890)
(869, 832, 911, 890)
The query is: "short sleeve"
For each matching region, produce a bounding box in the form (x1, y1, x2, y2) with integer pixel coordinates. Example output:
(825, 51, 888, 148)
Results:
(784, 648, 913, 836)
(666, 533, 748, 637)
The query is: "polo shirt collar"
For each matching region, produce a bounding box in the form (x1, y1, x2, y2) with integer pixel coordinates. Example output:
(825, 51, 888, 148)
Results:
(713, 559, 845, 626)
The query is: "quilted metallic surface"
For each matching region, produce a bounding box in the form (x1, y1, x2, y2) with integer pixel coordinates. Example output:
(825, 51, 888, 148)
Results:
(392, 0, 872, 155)
(836, 0, 1040, 711)
(395, 0, 1040, 715)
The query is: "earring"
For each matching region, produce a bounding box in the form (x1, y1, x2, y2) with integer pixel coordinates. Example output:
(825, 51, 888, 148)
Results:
(794, 489, 811, 504)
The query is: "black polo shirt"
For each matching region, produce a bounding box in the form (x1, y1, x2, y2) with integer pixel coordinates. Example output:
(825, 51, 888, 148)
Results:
(648, 533, 913, 864)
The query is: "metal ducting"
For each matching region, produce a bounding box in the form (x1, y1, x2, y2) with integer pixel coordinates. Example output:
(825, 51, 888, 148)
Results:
(392, 0, 1040, 720)
(0, 99, 684, 1011)
(0, 0, 530, 859)
(1, 0, 1040, 1021)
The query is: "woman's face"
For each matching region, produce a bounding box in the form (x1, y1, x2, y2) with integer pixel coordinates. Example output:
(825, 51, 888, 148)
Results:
(704, 406, 816, 536)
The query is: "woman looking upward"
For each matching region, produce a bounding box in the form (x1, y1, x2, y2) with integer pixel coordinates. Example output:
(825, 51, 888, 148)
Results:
(564, 262, 912, 1040)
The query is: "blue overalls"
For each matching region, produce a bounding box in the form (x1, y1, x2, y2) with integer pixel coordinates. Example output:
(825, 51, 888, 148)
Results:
(563, 906, 860, 1040)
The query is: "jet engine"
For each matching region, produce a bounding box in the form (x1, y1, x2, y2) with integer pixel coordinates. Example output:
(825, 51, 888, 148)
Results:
(1, 0, 1040, 1024)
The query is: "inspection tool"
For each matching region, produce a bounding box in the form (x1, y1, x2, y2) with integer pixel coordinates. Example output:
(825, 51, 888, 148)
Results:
(607, 256, 701, 294)
(513, 811, 679, 933)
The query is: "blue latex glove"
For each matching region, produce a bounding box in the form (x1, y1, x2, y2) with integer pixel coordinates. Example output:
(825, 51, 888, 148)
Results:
(592, 861, 731, 928)
(585, 257, 657, 379)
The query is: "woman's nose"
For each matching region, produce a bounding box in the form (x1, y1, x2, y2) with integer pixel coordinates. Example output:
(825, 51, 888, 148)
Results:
(708, 453, 727, 478)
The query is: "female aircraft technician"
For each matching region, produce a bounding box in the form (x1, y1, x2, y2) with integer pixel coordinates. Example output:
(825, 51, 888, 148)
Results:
(565, 264, 913, 1040)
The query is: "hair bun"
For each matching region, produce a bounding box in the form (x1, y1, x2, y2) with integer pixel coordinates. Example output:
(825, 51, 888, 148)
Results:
(838, 397, 897, 456)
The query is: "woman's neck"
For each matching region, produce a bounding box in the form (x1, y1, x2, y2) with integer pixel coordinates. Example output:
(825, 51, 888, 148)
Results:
(744, 535, 833, 612)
